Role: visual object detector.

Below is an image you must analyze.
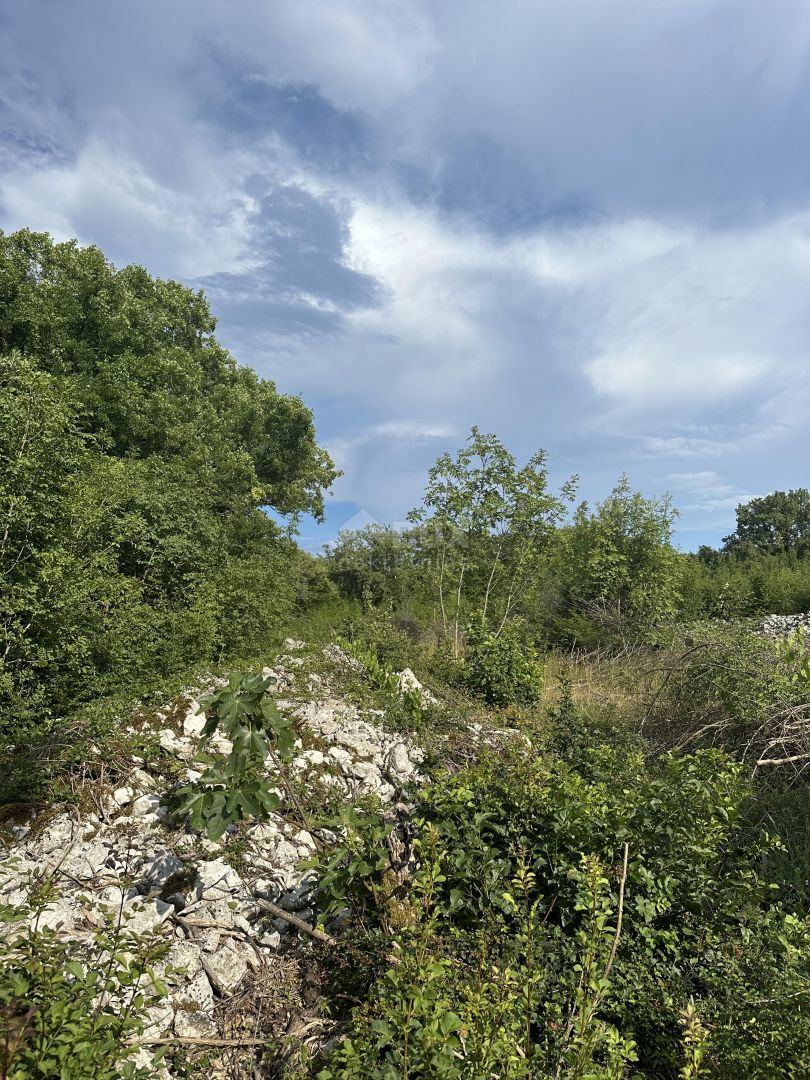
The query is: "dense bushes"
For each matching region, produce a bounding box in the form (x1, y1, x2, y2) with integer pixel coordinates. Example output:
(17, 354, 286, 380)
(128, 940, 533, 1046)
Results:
(313, 703, 810, 1079)
(0, 230, 336, 752)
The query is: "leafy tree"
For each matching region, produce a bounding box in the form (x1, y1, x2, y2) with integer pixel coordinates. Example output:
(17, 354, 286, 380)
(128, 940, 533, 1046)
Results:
(408, 428, 577, 655)
(722, 489, 810, 557)
(326, 525, 421, 607)
(548, 477, 680, 640)
(0, 229, 337, 746)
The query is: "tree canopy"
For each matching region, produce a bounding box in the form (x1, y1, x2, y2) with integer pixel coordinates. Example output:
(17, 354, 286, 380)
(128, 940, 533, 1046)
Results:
(0, 229, 336, 740)
(722, 489, 810, 557)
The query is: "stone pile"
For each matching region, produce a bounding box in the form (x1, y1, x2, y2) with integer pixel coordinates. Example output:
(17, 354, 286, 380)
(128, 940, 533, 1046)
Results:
(759, 613, 810, 639)
(0, 642, 427, 1077)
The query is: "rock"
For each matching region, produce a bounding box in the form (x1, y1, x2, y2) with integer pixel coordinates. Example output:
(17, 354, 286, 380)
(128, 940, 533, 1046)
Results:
(284, 638, 305, 651)
(183, 709, 207, 738)
(258, 929, 281, 949)
(132, 793, 162, 817)
(279, 871, 318, 912)
(139, 847, 185, 888)
(273, 839, 300, 870)
(113, 786, 134, 806)
(32, 899, 76, 933)
(173, 970, 216, 1037)
(129, 1048, 171, 1080)
(386, 743, 415, 781)
(397, 668, 438, 705)
(122, 897, 173, 936)
(298, 749, 325, 767)
(141, 997, 174, 1038)
(130, 767, 155, 790)
(328, 746, 353, 771)
(202, 940, 250, 994)
(37, 814, 76, 854)
(193, 859, 243, 902)
(158, 729, 193, 757)
(162, 940, 204, 982)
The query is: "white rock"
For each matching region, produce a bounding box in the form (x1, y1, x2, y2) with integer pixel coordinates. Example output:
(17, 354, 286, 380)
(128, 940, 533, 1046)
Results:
(259, 929, 282, 949)
(273, 839, 300, 870)
(183, 710, 207, 738)
(202, 940, 250, 994)
(173, 970, 216, 1037)
(161, 940, 204, 982)
(397, 668, 438, 705)
(141, 997, 174, 1038)
(193, 859, 243, 902)
(129, 1048, 171, 1080)
(158, 729, 193, 758)
(139, 847, 185, 888)
(113, 786, 134, 806)
(328, 746, 353, 771)
(132, 793, 162, 817)
(386, 743, 414, 780)
(130, 767, 155, 789)
(32, 899, 76, 933)
(122, 897, 173, 936)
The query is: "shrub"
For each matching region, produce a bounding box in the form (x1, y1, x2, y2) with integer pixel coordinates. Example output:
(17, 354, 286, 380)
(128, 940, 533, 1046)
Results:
(463, 617, 542, 707)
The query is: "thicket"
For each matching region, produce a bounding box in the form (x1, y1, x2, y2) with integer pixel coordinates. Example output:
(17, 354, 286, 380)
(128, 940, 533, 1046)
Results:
(311, 695, 810, 1079)
(0, 230, 335, 788)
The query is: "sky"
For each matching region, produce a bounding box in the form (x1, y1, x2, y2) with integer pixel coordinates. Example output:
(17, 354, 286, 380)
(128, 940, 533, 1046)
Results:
(2, 1, 809, 552)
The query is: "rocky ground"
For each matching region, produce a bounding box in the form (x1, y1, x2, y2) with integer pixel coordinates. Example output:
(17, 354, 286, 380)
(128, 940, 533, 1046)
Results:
(0, 641, 428, 1078)
(759, 612, 810, 638)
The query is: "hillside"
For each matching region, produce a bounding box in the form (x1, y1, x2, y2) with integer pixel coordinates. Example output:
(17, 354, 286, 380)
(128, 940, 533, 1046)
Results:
(1, 232, 809, 1079)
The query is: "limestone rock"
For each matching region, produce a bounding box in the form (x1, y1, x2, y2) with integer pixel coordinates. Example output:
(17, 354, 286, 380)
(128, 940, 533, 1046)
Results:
(193, 859, 243, 902)
(202, 940, 250, 994)
(173, 970, 216, 1037)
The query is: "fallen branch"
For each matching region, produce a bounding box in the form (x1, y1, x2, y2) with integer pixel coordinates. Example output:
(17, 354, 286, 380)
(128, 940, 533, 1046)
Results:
(755, 752, 810, 767)
(137, 1036, 271, 1047)
(254, 898, 335, 945)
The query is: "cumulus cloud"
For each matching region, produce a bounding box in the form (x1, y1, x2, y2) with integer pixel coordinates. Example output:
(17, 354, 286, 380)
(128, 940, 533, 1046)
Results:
(1, 0, 809, 546)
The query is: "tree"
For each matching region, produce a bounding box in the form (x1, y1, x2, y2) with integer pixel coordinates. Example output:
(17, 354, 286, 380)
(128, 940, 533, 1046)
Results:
(722, 490, 810, 557)
(0, 229, 337, 742)
(408, 428, 577, 654)
(549, 476, 680, 638)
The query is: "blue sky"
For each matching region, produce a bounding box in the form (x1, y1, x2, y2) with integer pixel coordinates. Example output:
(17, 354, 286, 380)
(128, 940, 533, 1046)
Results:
(2, 2, 809, 552)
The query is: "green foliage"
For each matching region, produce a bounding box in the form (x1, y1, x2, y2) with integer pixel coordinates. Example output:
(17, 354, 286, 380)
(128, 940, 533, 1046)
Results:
(173, 671, 295, 840)
(722, 489, 810, 557)
(408, 427, 577, 655)
(463, 616, 543, 707)
(676, 548, 810, 619)
(547, 476, 681, 641)
(642, 623, 809, 769)
(0, 228, 336, 759)
(312, 720, 810, 1079)
(334, 635, 428, 729)
(0, 880, 167, 1079)
(327, 526, 422, 608)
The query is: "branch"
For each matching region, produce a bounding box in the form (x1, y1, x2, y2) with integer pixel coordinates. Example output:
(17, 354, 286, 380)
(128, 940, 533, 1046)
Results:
(755, 753, 810, 767)
(253, 898, 336, 945)
(603, 842, 629, 980)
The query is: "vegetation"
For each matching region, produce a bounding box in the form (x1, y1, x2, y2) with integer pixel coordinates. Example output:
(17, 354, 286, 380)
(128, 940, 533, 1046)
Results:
(0, 229, 335, 794)
(2, 231, 809, 1078)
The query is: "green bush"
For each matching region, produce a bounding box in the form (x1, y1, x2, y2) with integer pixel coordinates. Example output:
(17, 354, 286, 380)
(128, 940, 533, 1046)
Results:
(311, 720, 810, 1079)
(463, 617, 543, 706)
(0, 880, 168, 1079)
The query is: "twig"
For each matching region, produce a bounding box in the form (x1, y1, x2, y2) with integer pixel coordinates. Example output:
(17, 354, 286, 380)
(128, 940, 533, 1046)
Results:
(603, 843, 629, 980)
(253, 898, 335, 945)
(755, 752, 810, 767)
